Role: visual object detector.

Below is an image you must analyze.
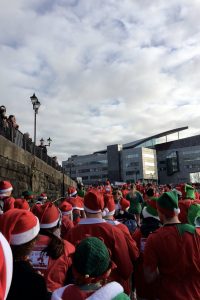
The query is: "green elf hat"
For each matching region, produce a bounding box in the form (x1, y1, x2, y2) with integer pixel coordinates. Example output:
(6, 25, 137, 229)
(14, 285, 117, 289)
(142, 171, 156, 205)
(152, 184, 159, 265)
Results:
(73, 237, 111, 278)
(142, 197, 159, 220)
(157, 191, 180, 218)
(187, 204, 200, 227)
(185, 184, 195, 200)
(22, 190, 34, 200)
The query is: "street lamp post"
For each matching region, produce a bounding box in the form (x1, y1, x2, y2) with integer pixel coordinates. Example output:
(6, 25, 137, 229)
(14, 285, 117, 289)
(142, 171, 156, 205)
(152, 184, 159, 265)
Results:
(30, 93, 41, 146)
(39, 137, 52, 147)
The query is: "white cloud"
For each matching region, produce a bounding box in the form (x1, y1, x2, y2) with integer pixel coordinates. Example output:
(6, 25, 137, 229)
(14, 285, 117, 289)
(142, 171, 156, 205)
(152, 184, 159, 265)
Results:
(1, 0, 200, 162)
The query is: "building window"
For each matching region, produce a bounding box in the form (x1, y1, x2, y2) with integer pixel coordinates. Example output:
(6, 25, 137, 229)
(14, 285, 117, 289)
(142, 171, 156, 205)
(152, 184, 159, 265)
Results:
(90, 175, 101, 179)
(82, 176, 88, 180)
(144, 162, 155, 167)
(79, 169, 90, 173)
(166, 151, 179, 175)
(126, 171, 140, 176)
(143, 153, 154, 159)
(126, 154, 139, 159)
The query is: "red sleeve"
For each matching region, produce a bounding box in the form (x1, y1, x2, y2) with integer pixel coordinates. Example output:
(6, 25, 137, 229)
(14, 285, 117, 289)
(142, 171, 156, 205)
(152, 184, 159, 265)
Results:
(119, 226, 139, 261)
(132, 228, 142, 249)
(110, 226, 134, 279)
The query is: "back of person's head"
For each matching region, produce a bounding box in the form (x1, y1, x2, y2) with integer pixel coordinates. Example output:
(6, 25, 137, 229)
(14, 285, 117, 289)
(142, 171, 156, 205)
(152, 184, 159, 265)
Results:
(146, 188, 154, 197)
(73, 237, 111, 282)
(0, 209, 39, 259)
(0, 105, 6, 114)
(157, 191, 180, 219)
(0, 181, 13, 198)
(32, 202, 64, 259)
(84, 189, 104, 214)
(32, 201, 61, 229)
(130, 184, 136, 190)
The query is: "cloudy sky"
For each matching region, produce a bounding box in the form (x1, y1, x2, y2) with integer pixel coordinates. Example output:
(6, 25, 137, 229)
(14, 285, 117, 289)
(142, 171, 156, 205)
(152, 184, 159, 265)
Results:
(1, 0, 200, 162)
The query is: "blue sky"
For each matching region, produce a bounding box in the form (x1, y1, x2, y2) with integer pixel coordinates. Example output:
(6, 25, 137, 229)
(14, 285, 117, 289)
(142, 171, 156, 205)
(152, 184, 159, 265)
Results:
(1, 0, 200, 162)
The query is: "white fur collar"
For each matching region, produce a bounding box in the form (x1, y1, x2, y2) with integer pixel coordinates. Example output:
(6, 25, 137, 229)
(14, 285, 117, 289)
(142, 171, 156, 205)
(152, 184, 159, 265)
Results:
(86, 282, 123, 300)
(51, 282, 123, 300)
(51, 285, 74, 300)
(79, 218, 106, 225)
(142, 207, 160, 220)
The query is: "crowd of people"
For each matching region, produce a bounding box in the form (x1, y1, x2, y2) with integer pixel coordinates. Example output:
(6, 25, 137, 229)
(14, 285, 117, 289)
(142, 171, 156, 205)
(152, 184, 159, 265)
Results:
(0, 105, 19, 132)
(0, 179, 200, 300)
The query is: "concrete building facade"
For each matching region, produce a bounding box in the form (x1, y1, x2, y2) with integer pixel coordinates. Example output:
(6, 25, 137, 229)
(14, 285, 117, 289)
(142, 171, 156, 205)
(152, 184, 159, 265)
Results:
(63, 126, 200, 185)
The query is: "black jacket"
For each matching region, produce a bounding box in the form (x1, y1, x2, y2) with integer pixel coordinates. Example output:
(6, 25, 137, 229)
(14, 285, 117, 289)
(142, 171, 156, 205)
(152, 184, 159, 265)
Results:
(7, 260, 50, 300)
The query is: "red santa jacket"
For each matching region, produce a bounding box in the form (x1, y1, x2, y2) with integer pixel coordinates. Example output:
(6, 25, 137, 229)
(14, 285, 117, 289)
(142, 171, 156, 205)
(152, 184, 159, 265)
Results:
(143, 224, 200, 300)
(29, 235, 75, 292)
(61, 215, 74, 240)
(66, 218, 139, 294)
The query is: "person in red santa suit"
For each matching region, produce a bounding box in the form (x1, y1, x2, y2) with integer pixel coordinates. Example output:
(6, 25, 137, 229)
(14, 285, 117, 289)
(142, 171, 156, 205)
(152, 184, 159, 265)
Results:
(30, 202, 75, 293)
(113, 190, 130, 217)
(0, 232, 13, 300)
(66, 189, 139, 295)
(0, 209, 49, 300)
(0, 181, 15, 213)
(51, 237, 130, 300)
(67, 186, 86, 225)
(143, 191, 200, 300)
(59, 201, 74, 239)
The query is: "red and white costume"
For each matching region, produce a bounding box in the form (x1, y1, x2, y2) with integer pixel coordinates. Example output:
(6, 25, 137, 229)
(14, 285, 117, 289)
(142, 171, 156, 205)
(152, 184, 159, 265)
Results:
(66, 218, 138, 294)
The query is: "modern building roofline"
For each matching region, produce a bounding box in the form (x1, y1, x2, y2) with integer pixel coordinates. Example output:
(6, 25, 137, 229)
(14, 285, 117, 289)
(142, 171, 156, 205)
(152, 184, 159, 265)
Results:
(123, 126, 188, 150)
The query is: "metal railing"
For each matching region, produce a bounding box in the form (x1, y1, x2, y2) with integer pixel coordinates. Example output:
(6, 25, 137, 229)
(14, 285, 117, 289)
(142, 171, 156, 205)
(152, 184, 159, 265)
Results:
(0, 124, 63, 172)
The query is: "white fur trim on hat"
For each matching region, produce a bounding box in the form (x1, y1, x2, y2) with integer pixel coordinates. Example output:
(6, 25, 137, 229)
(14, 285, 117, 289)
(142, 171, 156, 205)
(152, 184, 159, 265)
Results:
(84, 206, 102, 214)
(195, 216, 200, 227)
(40, 217, 60, 229)
(87, 281, 123, 300)
(0, 187, 13, 194)
(142, 207, 160, 220)
(72, 206, 84, 211)
(0, 233, 13, 299)
(102, 207, 109, 217)
(61, 211, 72, 216)
(173, 208, 180, 215)
(70, 191, 77, 197)
(10, 217, 40, 245)
(107, 210, 115, 216)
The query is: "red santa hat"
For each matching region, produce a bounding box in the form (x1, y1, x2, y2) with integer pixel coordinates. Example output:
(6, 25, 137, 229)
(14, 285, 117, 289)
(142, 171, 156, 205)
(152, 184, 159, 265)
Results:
(68, 186, 77, 197)
(69, 197, 84, 211)
(32, 202, 61, 229)
(59, 201, 73, 216)
(84, 189, 104, 213)
(0, 233, 13, 300)
(0, 181, 13, 197)
(103, 194, 115, 217)
(14, 198, 30, 210)
(119, 198, 130, 213)
(39, 193, 47, 200)
(0, 209, 39, 245)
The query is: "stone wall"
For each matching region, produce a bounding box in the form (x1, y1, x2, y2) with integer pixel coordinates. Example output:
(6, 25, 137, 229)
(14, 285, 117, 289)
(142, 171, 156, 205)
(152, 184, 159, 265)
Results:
(0, 135, 75, 199)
